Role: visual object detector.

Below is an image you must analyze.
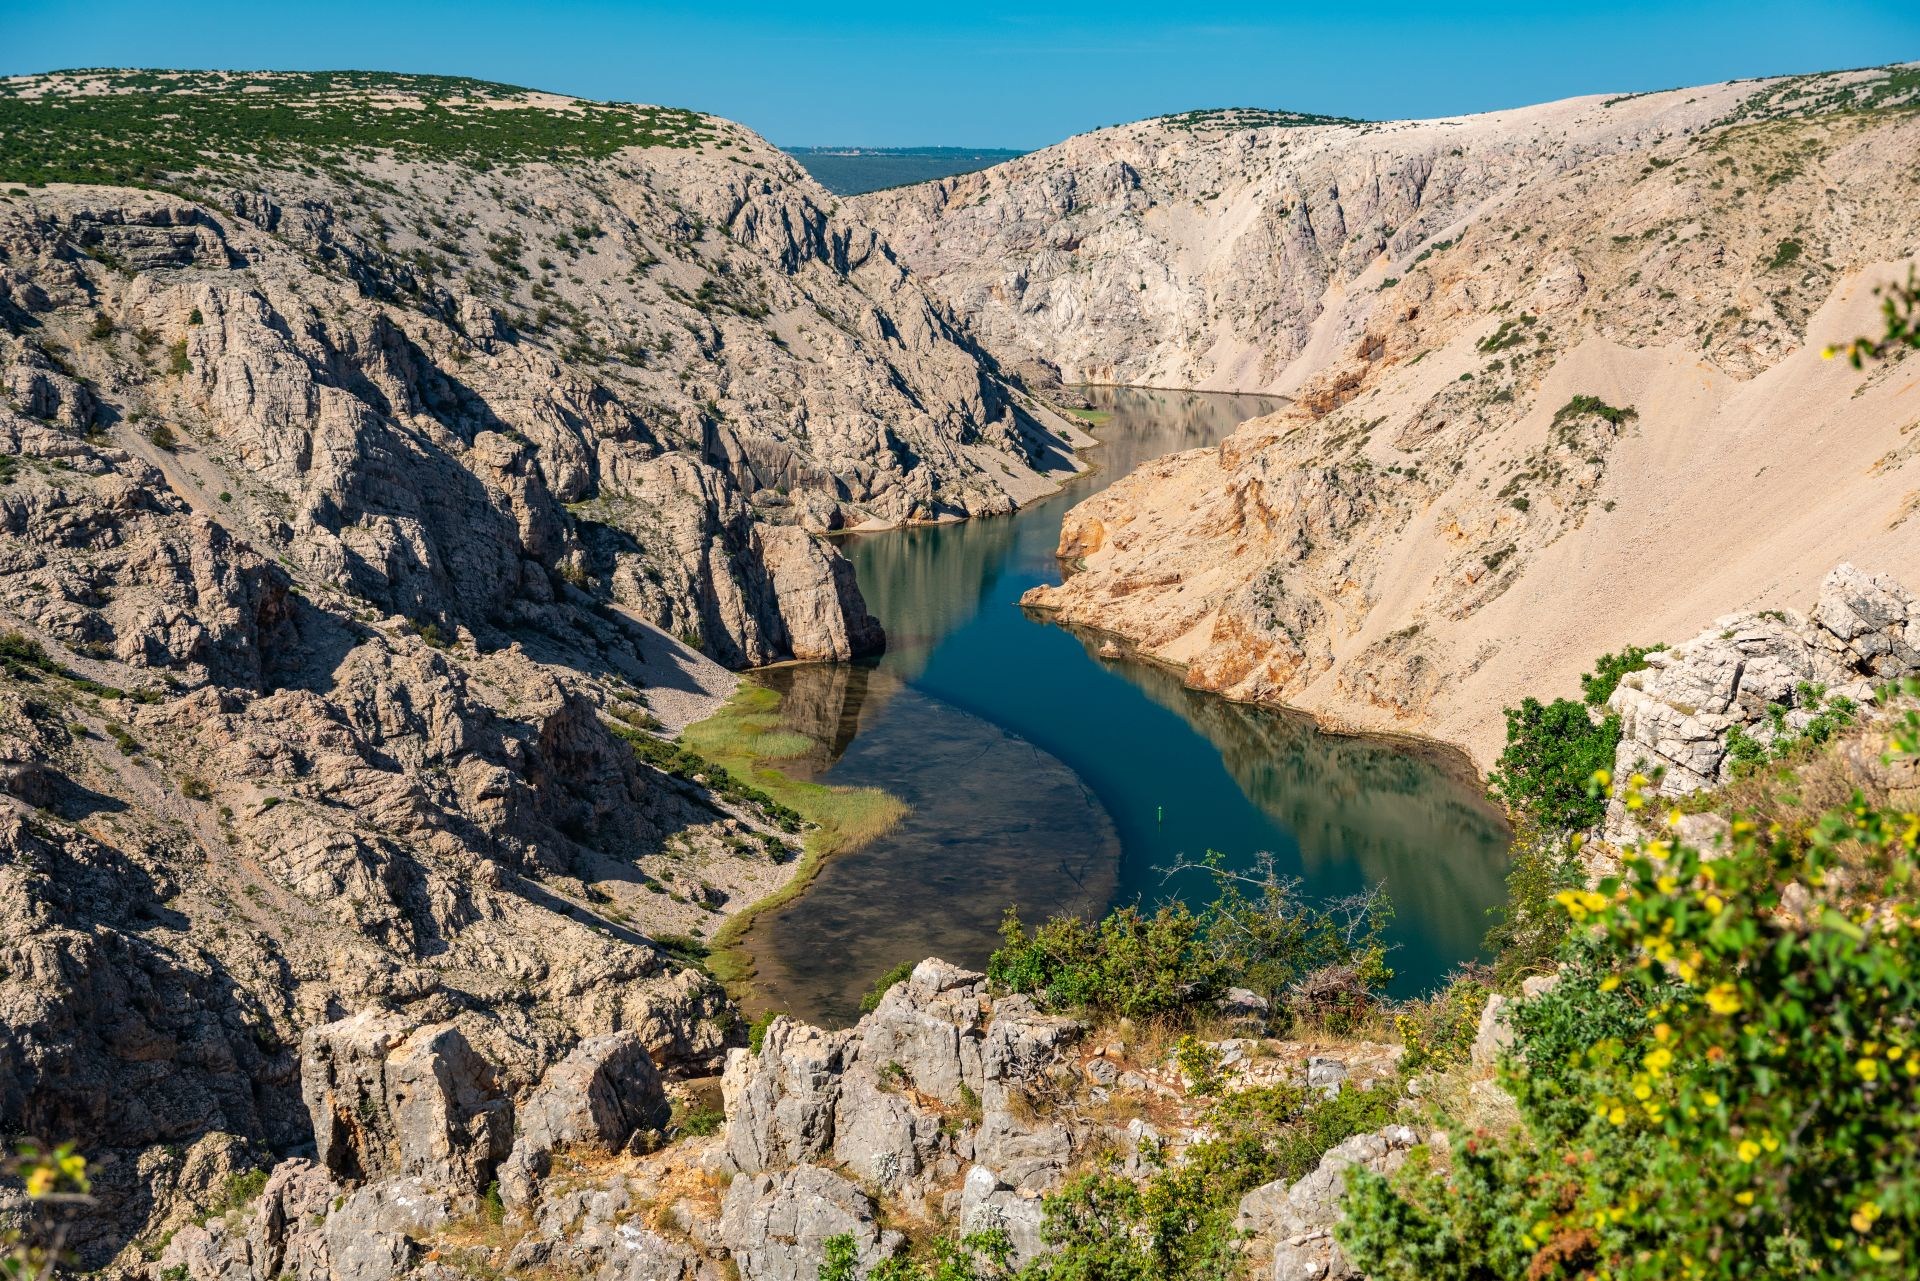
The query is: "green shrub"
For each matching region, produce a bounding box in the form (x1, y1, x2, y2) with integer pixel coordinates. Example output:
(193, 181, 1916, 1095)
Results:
(145, 422, 177, 451)
(1487, 697, 1619, 832)
(1581, 644, 1665, 706)
(1342, 730, 1920, 1280)
(1482, 828, 1586, 984)
(859, 961, 916, 1014)
(166, 340, 190, 376)
(747, 1009, 782, 1055)
(988, 854, 1392, 1026)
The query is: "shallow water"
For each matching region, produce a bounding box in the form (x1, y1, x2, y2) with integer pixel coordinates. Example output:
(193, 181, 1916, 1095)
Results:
(738, 387, 1511, 1025)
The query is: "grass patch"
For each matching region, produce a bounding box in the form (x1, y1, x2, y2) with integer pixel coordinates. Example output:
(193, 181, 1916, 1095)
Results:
(1064, 407, 1114, 426)
(680, 682, 906, 992)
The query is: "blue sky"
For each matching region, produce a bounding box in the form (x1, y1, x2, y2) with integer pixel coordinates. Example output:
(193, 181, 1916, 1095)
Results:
(6, 0, 1918, 147)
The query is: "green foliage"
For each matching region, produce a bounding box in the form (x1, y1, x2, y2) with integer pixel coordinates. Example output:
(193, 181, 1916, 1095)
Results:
(1724, 687, 1860, 777)
(1482, 829, 1585, 984)
(1392, 972, 1494, 1072)
(1553, 395, 1639, 430)
(1487, 697, 1619, 832)
(678, 1107, 724, 1137)
(747, 1009, 781, 1054)
(1827, 265, 1919, 368)
(1342, 751, 1920, 1279)
(0, 70, 715, 188)
(605, 716, 805, 832)
(988, 854, 1393, 1026)
(988, 903, 1217, 1020)
(1581, 644, 1665, 707)
(146, 422, 178, 451)
(165, 339, 190, 375)
(971, 1085, 1393, 1281)
(859, 961, 917, 1014)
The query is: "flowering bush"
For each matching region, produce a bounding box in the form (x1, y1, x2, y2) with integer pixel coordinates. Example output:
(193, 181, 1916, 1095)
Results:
(1342, 750, 1920, 1279)
(4, 1142, 90, 1281)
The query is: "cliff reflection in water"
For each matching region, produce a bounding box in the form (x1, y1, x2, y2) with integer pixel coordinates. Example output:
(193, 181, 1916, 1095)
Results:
(1083, 633, 1511, 967)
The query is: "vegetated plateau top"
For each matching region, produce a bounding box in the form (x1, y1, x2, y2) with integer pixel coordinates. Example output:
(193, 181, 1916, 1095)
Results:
(0, 68, 731, 187)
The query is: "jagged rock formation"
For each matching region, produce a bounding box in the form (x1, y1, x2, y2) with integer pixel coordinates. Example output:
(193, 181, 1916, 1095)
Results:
(1602, 563, 1920, 840)
(862, 65, 1920, 766)
(154, 958, 1415, 1281)
(0, 69, 1081, 1265)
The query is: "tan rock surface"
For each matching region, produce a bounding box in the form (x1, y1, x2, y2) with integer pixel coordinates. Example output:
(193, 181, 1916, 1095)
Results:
(865, 66, 1920, 768)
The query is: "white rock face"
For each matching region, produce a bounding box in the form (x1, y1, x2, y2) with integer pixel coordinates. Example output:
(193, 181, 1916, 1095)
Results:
(1603, 563, 1920, 839)
(1236, 1125, 1420, 1281)
(860, 66, 1920, 767)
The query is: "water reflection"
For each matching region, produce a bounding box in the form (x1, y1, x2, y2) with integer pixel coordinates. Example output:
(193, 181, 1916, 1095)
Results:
(739, 388, 1510, 1025)
(741, 663, 1120, 1026)
(1081, 632, 1509, 967)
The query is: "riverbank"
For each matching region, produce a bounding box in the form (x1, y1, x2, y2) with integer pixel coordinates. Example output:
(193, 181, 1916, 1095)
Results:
(681, 681, 907, 991)
(721, 388, 1511, 1026)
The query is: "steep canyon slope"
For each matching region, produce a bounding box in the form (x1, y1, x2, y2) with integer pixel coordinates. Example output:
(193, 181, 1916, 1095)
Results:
(859, 66, 1920, 766)
(0, 69, 1076, 1261)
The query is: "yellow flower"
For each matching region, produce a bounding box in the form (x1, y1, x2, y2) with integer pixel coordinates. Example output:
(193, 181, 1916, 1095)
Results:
(1760, 1131, 1779, 1152)
(1701, 1090, 1721, 1108)
(1608, 1105, 1628, 1126)
(1737, 1140, 1761, 1162)
(1633, 1080, 1653, 1101)
(1858, 1057, 1881, 1082)
(1593, 768, 1613, 788)
(1705, 983, 1741, 1015)
(25, 1166, 55, 1198)
(1644, 1047, 1674, 1075)
(1600, 975, 1622, 993)
(1735, 1191, 1755, 1206)
(1654, 1022, 1672, 1043)
(1704, 894, 1724, 914)
(1853, 1200, 1883, 1233)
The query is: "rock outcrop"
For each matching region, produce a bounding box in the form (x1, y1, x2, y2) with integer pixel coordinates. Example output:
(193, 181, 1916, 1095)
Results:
(862, 65, 1920, 767)
(153, 958, 1418, 1281)
(1237, 1125, 1421, 1281)
(1602, 564, 1920, 839)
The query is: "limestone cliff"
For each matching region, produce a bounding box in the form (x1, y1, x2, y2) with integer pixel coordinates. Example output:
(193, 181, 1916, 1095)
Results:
(0, 69, 1079, 1263)
(861, 66, 1920, 766)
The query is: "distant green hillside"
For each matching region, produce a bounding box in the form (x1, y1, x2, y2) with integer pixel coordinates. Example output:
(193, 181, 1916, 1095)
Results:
(0, 69, 718, 187)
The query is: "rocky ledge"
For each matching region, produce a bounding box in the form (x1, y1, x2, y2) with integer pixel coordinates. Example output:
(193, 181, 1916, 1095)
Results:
(149, 959, 1431, 1281)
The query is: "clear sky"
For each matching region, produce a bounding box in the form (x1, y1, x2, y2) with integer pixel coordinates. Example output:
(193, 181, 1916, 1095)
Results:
(6, 0, 1918, 148)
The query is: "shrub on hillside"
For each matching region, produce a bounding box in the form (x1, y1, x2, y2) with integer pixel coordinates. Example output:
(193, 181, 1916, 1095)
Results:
(1487, 697, 1619, 832)
(988, 852, 1393, 1026)
(1341, 707, 1920, 1279)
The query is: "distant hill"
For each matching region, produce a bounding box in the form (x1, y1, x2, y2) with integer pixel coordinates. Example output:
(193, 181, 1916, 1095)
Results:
(784, 145, 1025, 195)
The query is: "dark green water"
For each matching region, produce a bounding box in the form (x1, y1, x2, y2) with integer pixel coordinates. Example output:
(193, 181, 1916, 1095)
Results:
(741, 387, 1511, 1025)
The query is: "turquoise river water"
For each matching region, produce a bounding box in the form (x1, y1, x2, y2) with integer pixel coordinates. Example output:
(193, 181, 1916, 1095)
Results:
(739, 387, 1511, 1025)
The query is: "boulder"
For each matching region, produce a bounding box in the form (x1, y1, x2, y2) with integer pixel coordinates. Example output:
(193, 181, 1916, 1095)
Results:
(959, 1165, 1048, 1266)
(718, 1165, 903, 1281)
(1236, 1124, 1420, 1281)
(498, 1031, 671, 1206)
(300, 1010, 512, 1196)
